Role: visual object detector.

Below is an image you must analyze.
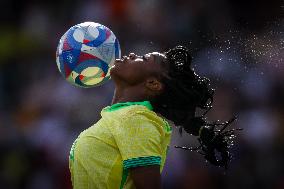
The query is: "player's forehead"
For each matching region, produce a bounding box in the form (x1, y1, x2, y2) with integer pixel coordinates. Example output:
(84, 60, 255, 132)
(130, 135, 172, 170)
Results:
(143, 52, 168, 76)
(144, 52, 167, 67)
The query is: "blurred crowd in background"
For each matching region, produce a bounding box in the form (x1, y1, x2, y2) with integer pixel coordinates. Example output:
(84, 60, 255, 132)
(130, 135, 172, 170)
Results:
(0, 0, 283, 188)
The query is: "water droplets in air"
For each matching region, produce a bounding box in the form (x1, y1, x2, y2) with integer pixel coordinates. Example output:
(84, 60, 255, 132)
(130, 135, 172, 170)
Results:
(193, 21, 283, 98)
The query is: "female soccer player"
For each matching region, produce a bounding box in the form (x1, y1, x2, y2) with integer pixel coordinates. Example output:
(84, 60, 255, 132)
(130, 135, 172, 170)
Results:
(69, 46, 237, 189)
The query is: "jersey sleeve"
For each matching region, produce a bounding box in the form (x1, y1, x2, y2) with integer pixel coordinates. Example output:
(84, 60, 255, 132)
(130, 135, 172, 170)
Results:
(112, 113, 164, 169)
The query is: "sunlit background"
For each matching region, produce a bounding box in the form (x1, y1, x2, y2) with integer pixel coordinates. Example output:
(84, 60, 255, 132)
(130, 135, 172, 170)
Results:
(0, 0, 283, 188)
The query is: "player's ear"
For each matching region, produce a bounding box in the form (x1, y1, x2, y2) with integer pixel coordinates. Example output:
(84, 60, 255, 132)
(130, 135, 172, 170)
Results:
(145, 77, 163, 92)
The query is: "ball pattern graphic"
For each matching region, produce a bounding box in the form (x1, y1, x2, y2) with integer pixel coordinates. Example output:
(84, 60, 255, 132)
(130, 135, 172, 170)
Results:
(56, 22, 121, 88)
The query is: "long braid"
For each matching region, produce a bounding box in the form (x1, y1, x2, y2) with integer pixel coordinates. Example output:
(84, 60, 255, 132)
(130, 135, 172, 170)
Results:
(150, 46, 241, 169)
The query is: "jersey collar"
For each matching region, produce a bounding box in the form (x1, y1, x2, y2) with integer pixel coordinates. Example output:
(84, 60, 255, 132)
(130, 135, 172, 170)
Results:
(104, 101, 153, 112)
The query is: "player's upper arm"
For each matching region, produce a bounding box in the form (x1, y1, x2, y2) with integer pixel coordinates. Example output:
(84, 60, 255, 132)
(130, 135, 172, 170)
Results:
(129, 165, 161, 189)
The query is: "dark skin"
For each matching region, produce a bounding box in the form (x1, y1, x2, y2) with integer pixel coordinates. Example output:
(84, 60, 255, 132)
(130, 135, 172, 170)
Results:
(110, 52, 167, 189)
(110, 52, 167, 104)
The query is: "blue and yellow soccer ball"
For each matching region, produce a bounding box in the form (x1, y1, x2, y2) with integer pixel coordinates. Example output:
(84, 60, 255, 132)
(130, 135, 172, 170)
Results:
(56, 22, 121, 88)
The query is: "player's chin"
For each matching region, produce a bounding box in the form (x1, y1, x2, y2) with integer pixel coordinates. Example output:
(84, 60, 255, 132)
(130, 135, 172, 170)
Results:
(109, 68, 123, 86)
(109, 65, 120, 79)
(111, 62, 128, 78)
(110, 59, 122, 73)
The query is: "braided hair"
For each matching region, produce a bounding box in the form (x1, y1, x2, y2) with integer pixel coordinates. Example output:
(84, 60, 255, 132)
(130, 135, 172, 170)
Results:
(150, 46, 241, 169)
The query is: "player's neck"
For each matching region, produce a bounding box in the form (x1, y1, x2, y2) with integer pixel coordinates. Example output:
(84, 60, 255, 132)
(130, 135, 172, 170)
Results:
(112, 85, 148, 105)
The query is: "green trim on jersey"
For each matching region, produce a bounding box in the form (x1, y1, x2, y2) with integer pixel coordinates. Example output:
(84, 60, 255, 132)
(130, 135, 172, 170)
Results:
(69, 138, 79, 162)
(120, 156, 161, 188)
(123, 156, 161, 169)
(104, 101, 153, 112)
(164, 120, 172, 132)
(119, 169, 129, 189)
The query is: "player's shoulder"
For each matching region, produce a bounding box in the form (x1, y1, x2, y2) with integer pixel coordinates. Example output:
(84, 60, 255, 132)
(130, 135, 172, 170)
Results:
(125, 105, 171, 133)
(101, 102, 172, 133)
(124, 105, 161, 121)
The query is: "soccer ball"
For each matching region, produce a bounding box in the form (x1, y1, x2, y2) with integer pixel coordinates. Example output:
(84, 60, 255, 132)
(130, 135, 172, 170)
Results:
(56, 22, 121, 88)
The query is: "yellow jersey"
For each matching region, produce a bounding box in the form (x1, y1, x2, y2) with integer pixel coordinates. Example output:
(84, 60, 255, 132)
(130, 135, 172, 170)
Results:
(69, 101, 172, 189)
